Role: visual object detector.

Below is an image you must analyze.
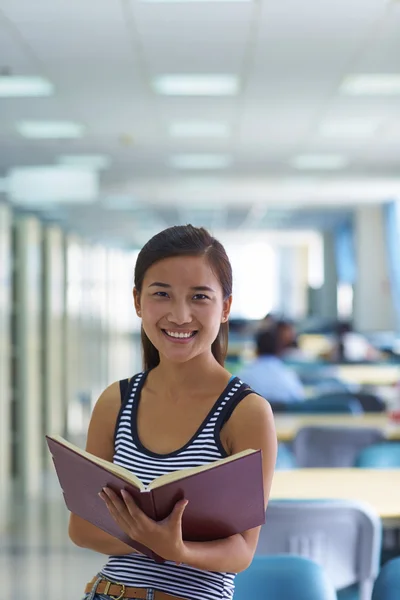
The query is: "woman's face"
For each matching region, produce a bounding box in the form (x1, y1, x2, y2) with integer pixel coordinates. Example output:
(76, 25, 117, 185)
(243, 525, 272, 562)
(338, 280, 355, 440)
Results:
(134, 255, 232, 365)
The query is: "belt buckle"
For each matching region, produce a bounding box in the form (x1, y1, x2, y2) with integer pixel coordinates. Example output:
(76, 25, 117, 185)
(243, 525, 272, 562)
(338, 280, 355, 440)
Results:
(104, 581, 126, 600)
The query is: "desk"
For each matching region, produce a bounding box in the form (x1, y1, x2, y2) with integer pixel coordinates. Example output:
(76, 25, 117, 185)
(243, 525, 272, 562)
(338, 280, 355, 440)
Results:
(270, 469, 400, 525)
(337, 364, 400, 386)
(275, 413, 400, 443)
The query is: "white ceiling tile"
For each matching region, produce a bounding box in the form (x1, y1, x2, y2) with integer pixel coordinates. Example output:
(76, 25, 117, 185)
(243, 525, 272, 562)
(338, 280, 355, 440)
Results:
(131, 2, 254, 73)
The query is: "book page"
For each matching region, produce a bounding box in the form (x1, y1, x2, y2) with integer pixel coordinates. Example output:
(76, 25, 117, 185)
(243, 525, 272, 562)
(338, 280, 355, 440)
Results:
(47, 435, 145, 491)
(148, 448, 257, 490)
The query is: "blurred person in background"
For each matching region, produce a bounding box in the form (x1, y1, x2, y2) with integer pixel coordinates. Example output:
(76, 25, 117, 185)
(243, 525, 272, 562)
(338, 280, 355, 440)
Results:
(238, 326, 305, 403)
(276, 319, 314, 362)
(259, 312, 277, 331)
(330, 321, 381, 363)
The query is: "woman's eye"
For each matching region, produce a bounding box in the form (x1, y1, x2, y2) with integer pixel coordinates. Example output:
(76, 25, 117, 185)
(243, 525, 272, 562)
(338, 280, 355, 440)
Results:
(154, 291, 169, 298)
(193, 294, 209, 300)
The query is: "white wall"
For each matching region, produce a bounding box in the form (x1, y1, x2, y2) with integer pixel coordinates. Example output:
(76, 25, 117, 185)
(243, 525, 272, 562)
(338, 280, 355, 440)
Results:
(0, 203, 12, 502)
(42, 226, 66, 463)
(13, 215, 43, 495)
(353, 205, 396, 332)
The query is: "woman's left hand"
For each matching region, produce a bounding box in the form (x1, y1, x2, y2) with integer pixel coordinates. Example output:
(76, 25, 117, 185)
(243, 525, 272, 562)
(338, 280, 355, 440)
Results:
(99, 487, 188, 563)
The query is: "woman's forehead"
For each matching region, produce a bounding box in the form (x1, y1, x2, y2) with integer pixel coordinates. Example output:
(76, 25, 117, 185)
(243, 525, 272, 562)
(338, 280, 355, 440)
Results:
(144, 255, 220, 286)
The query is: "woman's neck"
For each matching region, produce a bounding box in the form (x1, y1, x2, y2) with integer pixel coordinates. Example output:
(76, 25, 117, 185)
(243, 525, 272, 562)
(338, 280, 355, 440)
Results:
(151, 352, 226, 393)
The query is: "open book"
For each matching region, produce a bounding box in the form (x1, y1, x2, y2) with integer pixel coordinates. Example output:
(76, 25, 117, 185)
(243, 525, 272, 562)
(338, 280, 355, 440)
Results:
(46, 434, 265, 562)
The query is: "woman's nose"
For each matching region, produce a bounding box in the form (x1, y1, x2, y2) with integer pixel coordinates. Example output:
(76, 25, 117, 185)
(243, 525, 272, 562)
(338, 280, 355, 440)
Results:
(167, 301, 192, 325)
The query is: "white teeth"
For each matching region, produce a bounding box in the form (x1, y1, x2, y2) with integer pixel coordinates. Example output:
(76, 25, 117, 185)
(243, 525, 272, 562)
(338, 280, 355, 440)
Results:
(165, 330, 194, 339)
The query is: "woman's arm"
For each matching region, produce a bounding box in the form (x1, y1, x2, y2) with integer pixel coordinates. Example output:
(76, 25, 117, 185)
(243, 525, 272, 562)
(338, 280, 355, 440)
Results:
(68, 382, 138, 555)
(179, 393, 277, 572)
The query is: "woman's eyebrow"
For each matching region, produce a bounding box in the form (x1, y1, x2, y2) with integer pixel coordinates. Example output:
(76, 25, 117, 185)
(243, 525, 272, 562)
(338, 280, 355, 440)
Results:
(148, 281, 170, 288)
(191, 286, 216, 293)
(148, 282, 215, 293)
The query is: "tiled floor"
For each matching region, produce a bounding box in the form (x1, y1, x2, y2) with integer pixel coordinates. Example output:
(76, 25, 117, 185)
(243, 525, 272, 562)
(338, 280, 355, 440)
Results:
(1, 471, 106, 600)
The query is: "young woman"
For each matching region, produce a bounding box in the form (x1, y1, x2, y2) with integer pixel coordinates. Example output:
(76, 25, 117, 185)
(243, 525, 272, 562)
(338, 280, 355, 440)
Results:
(69, 225, 277, 600)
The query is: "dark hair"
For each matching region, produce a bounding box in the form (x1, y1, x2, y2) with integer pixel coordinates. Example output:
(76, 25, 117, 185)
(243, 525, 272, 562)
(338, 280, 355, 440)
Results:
(134, 225, 232, 370)
(255, 328, 280, 357)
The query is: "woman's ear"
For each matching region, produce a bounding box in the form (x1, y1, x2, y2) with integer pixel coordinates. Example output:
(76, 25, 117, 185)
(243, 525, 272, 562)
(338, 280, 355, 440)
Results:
(222, 295, 232, 323)
(133, 288, 141, 317)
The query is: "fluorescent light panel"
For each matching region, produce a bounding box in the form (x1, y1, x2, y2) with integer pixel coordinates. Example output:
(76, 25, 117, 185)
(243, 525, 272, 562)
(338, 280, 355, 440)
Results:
(169, 121, 230, 138)
(340, 74, 400, 95)
(58, 154, 111, 170)
(170, 154, 232, 169)
(101, 196, 137, 210)
(17, 121, 85, 139)
(319, 119, 380, 138)
(8, 166, 98, 204)
(0, 76, 54, 97)
(290, 154, 348, 170)
(153, 75, 239, 96)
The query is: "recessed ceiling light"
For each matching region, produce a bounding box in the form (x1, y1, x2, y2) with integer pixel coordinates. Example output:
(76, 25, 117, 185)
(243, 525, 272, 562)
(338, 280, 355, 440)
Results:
(101, 195, 137, 210)
(169, 121, 230, 138)
(17, 121, 85, 139)
(169, 154, 232, 169)
(318, 119, 380, 138)
(340, 74, 400, 95)
(290, 154, 348, 170)
(153, 75, 239, 96)
(0, 76, 54, 97)
(58, 154, 111, 170)
(7, 166, 98, 204)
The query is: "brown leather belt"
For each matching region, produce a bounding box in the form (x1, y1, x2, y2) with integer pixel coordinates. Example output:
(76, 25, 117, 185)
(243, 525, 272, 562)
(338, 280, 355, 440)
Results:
(85, 577, 185, 600)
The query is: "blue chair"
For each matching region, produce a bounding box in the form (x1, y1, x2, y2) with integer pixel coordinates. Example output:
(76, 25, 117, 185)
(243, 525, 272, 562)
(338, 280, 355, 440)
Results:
(293, 426, 385, 467)
(275, 443, 297, 470)
(258, 500, 382, 600)
(234, 555, 336, 600)
(372, 556, 400, 600)
(287, 396, 363, 414)
(355, 443, 400, 468)
(316, 392, 386, 414)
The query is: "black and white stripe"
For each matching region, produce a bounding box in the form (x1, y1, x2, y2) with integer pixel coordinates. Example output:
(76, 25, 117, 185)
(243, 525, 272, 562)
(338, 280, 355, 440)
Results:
(101, 372, 245, 600)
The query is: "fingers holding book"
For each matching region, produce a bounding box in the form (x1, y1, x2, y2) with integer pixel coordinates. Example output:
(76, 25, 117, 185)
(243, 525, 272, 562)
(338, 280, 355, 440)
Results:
(99, 487, 189, 564)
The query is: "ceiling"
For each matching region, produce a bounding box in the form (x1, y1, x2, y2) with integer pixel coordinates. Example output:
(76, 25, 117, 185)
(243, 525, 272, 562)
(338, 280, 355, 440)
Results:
(0, 0, 400, 246)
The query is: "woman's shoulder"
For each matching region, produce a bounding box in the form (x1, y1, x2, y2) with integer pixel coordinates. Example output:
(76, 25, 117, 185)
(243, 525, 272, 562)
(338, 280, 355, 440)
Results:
(91, 381, 122, 419)
(222, 389, 275, 456)
(224, 384, 273, 434)
(86, 381, 124, 456)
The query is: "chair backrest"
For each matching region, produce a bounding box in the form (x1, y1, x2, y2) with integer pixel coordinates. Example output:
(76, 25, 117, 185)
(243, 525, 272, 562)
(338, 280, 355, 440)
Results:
(293, 426, 385, 467)
(234, 555, 337, 600)
(372, 556, 400, 600)
(258, 500, 381, 600)
(312, 378, 353, 394)
(355, 443, 400, 468)
(288, 396, 363, 414)
(317, 392, 386, 413)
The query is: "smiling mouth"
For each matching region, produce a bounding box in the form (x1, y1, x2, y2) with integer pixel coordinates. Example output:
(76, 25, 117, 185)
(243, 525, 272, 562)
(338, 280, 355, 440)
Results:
(162, 329, 198, 339)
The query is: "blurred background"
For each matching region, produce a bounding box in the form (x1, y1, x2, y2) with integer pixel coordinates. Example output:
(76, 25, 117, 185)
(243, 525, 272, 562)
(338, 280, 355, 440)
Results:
(2, 0, 400, 599)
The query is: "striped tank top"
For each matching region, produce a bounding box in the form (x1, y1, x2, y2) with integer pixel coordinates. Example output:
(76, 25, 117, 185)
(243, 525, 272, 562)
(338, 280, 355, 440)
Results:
(101, 371, 252, 600)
